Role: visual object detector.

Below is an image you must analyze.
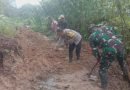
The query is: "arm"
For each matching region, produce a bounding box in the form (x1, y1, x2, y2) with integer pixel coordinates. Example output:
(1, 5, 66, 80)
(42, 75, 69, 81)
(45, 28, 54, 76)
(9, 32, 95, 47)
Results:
(89, 35, 100, 60)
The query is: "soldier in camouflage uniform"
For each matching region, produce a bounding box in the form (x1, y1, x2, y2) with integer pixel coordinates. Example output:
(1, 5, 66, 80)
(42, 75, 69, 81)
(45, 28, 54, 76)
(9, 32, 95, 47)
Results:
(88, 24, 129, 90)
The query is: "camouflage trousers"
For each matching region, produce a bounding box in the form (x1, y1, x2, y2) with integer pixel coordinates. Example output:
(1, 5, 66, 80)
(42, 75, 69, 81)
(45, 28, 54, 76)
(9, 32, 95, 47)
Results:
(99, 47, 129, 90)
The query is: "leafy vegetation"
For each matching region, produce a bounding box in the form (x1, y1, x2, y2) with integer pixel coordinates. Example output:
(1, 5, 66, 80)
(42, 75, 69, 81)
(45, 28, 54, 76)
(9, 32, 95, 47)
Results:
(0, 15, 16, 37)
(1, 0, 130, 49)
(30, 0, 130, 39)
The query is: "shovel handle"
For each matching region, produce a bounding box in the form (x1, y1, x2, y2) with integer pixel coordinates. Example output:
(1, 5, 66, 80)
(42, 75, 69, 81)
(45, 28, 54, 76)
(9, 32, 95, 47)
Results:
(88, 58, 100, 77)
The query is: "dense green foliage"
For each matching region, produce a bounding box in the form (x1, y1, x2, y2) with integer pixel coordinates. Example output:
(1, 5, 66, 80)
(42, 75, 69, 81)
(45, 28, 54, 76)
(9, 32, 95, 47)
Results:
(0, 0, 17, 37)
(1, 0, 130, 50)
(30, 0, 130, 40)
(0, 15, 17, 37)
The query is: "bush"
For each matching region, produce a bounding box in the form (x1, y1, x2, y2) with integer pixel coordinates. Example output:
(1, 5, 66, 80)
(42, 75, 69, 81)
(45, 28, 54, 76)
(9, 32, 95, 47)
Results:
(0, 15, 16, 37)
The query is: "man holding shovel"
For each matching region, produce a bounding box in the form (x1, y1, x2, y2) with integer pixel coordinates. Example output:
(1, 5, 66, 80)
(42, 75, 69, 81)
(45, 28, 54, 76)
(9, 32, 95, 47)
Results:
(55, 28, 82, 63)
(88, 24, 130, 90)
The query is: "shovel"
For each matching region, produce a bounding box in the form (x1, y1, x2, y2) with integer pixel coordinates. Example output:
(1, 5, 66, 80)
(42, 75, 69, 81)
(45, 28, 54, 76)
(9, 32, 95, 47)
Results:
(88, 58, 100, 78)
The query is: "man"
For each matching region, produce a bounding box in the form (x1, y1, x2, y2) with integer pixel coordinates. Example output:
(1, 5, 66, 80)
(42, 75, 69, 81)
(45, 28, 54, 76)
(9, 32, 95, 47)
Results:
(51, 19, 58, 32)
(58, 15, 68, 30)
(57, 15, 68, 44)
(56, 28, 82, 63)
(88, 25, 130, 90)
(50, 18, 58, 40)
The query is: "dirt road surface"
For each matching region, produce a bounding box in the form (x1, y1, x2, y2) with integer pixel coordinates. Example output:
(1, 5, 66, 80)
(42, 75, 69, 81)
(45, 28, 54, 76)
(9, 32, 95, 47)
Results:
(0, 29, 129, 90)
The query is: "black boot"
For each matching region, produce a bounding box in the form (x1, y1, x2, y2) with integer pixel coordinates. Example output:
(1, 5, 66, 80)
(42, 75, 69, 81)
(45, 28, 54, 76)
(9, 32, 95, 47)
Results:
(99, 69, 108, 90)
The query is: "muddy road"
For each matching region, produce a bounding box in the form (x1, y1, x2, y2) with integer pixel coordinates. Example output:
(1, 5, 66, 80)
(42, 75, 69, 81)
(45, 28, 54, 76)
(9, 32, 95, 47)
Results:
(0, 29, 129, 90)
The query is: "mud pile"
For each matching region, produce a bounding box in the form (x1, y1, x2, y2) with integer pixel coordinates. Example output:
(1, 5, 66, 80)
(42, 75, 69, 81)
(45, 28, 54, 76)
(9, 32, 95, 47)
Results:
(0, 28, 129, 90)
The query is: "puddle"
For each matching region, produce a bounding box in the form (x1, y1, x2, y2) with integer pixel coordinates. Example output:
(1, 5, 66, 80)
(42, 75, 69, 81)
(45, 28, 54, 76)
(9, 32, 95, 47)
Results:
(39, 76, 61, 90)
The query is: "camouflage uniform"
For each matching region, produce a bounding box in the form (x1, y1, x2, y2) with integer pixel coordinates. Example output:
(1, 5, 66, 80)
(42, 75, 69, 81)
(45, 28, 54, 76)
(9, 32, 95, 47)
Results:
(89, 27, 129, 89)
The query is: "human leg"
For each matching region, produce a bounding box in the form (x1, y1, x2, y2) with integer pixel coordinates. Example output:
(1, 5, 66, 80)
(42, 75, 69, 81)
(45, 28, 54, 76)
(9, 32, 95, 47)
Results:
(76, 40, 82, 60)
(69, 43, 75, 63)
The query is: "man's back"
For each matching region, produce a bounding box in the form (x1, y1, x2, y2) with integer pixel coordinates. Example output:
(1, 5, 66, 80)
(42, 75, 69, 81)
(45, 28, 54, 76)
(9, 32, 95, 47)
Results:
(89, 29, 123, 53)
(63, 29, 82, 45)
(58, 20, 67, 30)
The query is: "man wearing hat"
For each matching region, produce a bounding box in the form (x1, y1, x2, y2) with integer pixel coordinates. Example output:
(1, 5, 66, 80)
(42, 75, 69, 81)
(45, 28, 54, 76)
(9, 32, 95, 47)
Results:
(58, 15, 68, 30)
